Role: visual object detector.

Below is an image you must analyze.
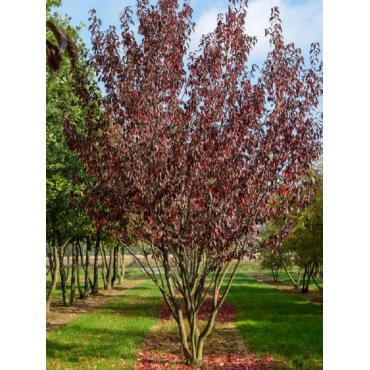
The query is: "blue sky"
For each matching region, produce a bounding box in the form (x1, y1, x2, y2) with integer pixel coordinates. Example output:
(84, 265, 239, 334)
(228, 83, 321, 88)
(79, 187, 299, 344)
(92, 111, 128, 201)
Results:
(52, 0, 323, 110)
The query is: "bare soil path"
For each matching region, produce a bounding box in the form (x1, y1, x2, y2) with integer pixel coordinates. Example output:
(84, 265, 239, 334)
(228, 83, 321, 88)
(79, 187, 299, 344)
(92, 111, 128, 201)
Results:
(247, 273, 323, 306)
(46, 275, 146, 333)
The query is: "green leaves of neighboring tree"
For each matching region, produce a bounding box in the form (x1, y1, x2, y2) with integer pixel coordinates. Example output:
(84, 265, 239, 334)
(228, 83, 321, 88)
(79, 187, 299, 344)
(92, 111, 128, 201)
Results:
(262, 162, 323, 293)
(46, 0, 101, 310)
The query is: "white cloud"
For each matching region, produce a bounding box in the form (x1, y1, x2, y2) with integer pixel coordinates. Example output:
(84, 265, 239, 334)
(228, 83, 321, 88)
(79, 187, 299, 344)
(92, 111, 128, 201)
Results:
(189, 0, 323, 64)
(246, 0, 323, 63)
(188, 6, 226, 53)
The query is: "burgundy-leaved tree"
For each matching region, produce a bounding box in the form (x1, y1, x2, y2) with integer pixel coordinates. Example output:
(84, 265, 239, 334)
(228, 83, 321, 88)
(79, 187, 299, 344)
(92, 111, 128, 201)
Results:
(63, 0, 323, 365)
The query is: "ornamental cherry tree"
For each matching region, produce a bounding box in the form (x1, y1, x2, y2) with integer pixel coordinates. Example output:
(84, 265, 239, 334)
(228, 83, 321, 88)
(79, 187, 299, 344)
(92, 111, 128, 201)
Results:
(64, 0, 323, 365)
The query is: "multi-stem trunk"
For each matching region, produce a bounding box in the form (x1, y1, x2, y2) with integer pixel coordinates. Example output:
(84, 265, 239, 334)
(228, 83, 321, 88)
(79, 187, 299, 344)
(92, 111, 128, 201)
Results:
(70, 235, 77, 305)
(302, 264, 315, 293)
(92, 231, 100, 294)
(127, 243, 242, 366)
(46, 225, 59, 313)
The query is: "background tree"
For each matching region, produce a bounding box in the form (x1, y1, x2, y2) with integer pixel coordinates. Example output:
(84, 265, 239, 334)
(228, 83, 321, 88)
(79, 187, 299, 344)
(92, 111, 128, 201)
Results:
(63, 0, 323, 365)
(284, 164, 323, 293)
(263, 161, 323, 292)
(260, 213, 301, 288)
(46, 0, 104, 311)
(259, 248, 292, 283)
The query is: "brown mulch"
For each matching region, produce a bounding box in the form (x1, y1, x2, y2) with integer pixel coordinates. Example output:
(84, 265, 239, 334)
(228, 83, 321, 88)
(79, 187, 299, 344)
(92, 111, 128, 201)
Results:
(46, 275, 146, 333)
(136, 298, 250, 369)
(136, 299, 294, 369)
(247, 273, 323, 306)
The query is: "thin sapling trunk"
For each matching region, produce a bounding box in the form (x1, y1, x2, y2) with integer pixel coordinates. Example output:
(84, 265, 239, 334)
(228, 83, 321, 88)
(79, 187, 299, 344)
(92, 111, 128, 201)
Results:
(70, 235, 77, 305)
(82, 235, 92, 298)
(46, 225, 59, 313)
(92, 231, 100, 294)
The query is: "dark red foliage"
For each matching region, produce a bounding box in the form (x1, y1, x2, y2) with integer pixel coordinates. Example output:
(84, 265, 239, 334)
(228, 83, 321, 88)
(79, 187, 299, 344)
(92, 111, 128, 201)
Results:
(64, 0, 323, 260)
(63, 0, 323, 364)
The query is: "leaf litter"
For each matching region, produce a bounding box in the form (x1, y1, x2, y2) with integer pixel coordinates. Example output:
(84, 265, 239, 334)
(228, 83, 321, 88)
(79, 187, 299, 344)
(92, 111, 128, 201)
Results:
(135, 298, 297, 370)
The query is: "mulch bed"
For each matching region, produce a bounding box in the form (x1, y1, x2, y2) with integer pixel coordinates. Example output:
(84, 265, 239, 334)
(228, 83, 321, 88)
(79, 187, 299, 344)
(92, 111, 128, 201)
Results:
(135, 298, 295, 370)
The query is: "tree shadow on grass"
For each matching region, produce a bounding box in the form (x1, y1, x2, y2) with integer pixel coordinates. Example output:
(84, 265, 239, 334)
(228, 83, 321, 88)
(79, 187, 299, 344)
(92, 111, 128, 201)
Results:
(47, 281, 164, 366)
(47, 322, 152, 363)
(224, 273, 323, 369)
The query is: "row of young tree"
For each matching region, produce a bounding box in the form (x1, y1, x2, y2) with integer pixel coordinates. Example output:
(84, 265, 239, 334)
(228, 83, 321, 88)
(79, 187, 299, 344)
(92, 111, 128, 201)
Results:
(46, 230, 127, 307)
(260, 162, 323, 293)
(47, 0, 323, 366)
(46, 0, 129, 312)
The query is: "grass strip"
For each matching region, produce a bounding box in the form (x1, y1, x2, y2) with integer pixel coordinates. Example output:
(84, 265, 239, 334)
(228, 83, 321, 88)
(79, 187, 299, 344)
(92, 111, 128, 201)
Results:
(223, 273, 323, 370)
(46, 279, 163, 370)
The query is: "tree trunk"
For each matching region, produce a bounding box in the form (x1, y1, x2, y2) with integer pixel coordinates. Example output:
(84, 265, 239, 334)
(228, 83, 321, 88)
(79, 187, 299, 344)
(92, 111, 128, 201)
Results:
(46, 242, 54, 277)
(101, 245, 108, 289)
(124, 243, 241, 366)
(46, 225, 59, 313)
(305, 264, 315, 293)
(105, 248, 114, 290)
(302, 268, 307, 293)
(118, 245, 125, 285)
(302, 265, 315, 294)
(92, 231, 100, 294)
(66, 248, 71, 281)
(76, 237, 83, 298)
(83, 235, 91, 298)
(70, 235, 77, 305)
(58, 233, 70, 306)
(312, 275, 323, 292)
(283, 262, 301, 289)
(111, 245, 118, 287)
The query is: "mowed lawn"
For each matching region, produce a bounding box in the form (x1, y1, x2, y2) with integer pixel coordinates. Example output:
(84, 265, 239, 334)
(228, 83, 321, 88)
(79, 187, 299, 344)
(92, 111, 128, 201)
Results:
(224, 273, 323, 370)
(46, 278, 163, 370)
(47, 267, 323, 370)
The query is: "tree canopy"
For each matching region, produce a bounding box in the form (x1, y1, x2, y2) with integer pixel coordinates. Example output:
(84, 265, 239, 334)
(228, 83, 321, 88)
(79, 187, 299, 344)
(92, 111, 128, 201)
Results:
(61, 0, 323, 365)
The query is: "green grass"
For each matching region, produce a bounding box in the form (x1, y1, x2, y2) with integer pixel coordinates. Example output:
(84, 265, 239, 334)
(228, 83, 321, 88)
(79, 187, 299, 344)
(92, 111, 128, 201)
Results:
(46, 266, 323, 369)
(230, 262, 301, 275)
(46, 279, 164, 370)
(223, 273, 323, 370)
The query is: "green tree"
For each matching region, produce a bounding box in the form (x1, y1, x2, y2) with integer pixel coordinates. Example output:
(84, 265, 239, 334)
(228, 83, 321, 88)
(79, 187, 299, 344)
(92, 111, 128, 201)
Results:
(263, 162, 323, 293)
(285, 168, 323, 293)
(46, 0, 100, 311)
